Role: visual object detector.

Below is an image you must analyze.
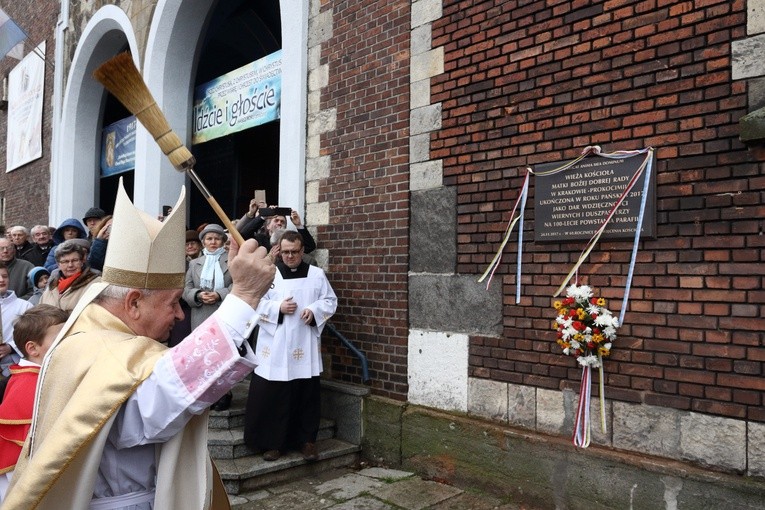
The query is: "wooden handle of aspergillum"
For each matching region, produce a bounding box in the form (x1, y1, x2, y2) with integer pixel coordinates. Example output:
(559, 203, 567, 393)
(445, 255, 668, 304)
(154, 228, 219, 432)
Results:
(185, 168, 246, 246)
(205, 194, 246, 247)
(91, 53, 246, 246)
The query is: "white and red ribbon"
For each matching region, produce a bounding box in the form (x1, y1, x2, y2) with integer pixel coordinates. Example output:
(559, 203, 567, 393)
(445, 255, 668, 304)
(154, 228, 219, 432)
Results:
(573, 365, 592, 448)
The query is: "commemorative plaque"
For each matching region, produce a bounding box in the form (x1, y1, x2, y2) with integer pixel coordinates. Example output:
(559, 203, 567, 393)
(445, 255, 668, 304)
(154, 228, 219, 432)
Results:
(534, 153, 656, 242)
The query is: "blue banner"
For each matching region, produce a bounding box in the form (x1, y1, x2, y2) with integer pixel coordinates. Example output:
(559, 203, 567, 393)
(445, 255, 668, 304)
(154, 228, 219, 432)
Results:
(100, 116, 136, 177)
(192, 50, 282, 144)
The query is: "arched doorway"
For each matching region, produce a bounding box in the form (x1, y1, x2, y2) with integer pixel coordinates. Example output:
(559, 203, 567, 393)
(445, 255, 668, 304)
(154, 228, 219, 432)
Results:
(51, 6, 140, 224)
(98, 52, 134, 212)
(189, 0, 282, 229)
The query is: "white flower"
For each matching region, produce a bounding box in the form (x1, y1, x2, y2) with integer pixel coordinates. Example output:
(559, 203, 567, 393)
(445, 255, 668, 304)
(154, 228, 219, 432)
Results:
(577, 354, 600, 367)
(567, 284, 593, 302)
(595, 314, 618, 329)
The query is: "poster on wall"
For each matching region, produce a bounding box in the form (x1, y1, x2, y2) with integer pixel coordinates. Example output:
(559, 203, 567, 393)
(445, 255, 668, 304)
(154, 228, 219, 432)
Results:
(6, 41, 45, 172)
(192, 50, 282, 145)
(100, 116, 136, 176)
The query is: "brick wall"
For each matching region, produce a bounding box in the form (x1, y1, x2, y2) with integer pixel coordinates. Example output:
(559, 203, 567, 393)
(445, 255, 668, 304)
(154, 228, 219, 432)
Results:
(0, 2, 58, 228)
(319, 0, 412, 399)
(432, 0, 764, 421)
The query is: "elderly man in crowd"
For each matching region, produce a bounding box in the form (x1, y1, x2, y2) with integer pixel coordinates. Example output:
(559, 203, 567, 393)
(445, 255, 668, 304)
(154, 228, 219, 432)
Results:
(8, 227, 35, 265)
(23, 225, 55, 267)
(40, 241, 101, 312)
(0, 239, 33, 300)
(2, 182, 275, 509)
(236, 199, 317, 257)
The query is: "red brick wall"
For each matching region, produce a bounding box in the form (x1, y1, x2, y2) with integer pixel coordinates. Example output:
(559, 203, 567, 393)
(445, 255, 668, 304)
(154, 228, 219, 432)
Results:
(320, 0, 412, 399)
(0, 2, 58, 228)
(432, 0, 764, 421)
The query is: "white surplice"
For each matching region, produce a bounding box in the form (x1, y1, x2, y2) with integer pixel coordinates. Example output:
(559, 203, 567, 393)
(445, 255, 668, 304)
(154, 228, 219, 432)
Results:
(254, 265, 337, 381)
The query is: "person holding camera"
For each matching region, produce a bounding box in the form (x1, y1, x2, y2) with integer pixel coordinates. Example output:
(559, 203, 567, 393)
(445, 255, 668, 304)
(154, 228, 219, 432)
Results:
(236, 198, 317, 259)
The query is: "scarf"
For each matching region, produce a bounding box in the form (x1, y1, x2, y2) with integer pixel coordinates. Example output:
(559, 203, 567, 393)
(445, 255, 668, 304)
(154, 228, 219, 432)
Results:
(199, 248, 225, 291)
(57, 272, 82, 293)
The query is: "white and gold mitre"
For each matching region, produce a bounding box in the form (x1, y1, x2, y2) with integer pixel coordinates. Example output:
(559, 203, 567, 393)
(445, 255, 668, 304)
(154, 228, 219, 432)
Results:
(102, 179, 186, 289)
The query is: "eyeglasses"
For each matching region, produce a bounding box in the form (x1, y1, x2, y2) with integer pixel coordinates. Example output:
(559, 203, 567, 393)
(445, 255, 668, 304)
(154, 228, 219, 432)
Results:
(281, 250, 302, 257)
(0, 246, 14, 251)
(58, 257, 82, 265)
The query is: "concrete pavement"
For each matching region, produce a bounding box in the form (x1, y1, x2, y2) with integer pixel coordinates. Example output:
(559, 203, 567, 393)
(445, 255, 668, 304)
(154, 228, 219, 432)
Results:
(230, 465, 534, 509)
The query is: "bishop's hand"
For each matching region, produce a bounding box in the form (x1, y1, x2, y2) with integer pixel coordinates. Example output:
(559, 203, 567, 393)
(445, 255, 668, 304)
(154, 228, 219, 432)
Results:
(228, 238, 276, 309)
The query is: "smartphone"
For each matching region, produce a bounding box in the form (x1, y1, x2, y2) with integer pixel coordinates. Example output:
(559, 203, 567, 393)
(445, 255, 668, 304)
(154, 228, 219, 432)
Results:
(254, 189, 267, 204)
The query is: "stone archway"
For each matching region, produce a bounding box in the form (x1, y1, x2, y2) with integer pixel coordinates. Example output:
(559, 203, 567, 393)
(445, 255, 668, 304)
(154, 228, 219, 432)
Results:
(51, 5, 139, 223)
(138, 0, 309, 217)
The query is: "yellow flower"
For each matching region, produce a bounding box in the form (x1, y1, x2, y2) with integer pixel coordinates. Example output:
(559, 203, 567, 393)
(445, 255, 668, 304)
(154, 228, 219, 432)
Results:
(593, 334, 604, 344)
(552, 321, 559, 330)
(598, 346, 610, 357)
(553, 301, 562, 310)
(596, 297, 606, 307)
(577, 308, 587, 320)
(574, 333, 584, 341)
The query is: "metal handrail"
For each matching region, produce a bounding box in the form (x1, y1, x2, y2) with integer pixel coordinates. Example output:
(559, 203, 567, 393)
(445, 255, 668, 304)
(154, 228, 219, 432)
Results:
(324, 323, 370, 382)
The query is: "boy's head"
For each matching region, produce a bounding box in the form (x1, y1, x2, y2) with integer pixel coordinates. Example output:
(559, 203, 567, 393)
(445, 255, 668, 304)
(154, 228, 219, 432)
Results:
(0, 262, 9, 294)
(28, 266, 51, 290)
(15, 305, 69, 364)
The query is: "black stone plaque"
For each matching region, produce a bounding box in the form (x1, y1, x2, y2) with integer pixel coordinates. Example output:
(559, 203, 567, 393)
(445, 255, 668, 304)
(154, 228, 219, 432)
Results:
(534, 153, 656, 242)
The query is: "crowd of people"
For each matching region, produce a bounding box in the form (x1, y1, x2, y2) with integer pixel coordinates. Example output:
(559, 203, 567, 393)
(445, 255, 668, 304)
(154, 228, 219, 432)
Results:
(0, 191, 337, 508)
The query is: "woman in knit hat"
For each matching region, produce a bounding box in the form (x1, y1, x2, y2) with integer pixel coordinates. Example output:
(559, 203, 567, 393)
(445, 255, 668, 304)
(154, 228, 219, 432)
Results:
(182, 224, 233, 411)
(182, 224, 231, 329)
(185, 229, 203, 265)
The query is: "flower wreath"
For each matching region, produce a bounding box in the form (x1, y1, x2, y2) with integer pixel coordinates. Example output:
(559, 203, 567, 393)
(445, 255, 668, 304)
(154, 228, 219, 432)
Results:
(553, 284, 619, 448)
(553, 284, 619, 367)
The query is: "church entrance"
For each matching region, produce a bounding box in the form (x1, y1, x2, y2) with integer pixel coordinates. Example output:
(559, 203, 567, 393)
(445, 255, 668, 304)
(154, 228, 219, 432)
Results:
(189, 0, 282, 230)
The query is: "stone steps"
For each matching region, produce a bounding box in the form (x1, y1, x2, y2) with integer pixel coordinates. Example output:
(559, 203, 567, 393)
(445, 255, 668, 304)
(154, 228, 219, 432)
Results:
(207, 379, 362, 495)
(215, 437, 361, 495)
(208, 417, 336, 460)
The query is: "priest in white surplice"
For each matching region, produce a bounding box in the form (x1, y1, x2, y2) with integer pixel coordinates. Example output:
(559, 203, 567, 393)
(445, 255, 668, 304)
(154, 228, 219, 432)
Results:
(244, 230, 337, 462)
(2, 181, 275, 510)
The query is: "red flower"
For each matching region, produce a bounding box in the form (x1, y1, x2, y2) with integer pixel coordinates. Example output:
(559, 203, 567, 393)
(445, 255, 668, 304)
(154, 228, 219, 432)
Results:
(572, 321, 585, 331)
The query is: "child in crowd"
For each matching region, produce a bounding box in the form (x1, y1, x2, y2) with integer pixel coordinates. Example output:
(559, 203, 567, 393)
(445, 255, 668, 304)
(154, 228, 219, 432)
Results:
(0, 265, 33, 378)
(26, 267, 50, 306)
(0, 305, 69, 501)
